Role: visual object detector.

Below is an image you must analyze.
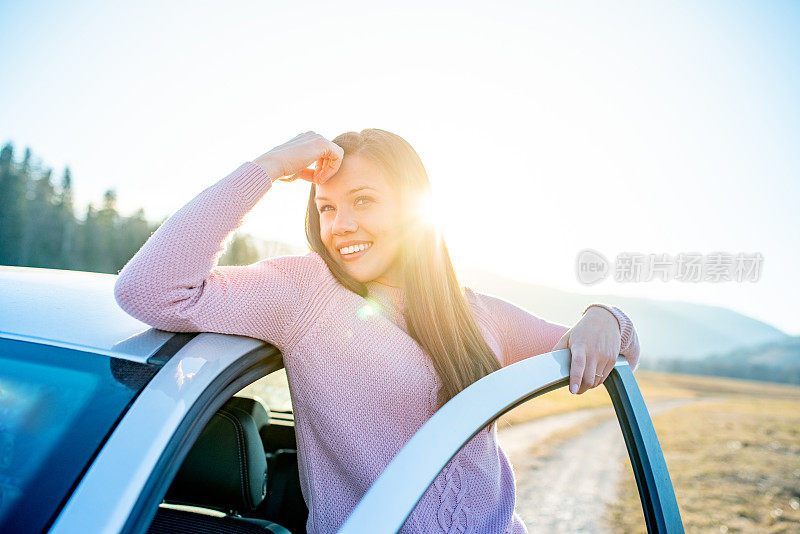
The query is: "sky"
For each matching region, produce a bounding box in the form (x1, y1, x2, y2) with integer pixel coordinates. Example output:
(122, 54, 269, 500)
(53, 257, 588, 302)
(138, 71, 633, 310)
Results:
(2, 0, 799, 335)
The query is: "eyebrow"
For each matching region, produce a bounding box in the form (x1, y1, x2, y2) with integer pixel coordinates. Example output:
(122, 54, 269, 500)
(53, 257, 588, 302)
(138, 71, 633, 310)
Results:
(315, 186, 378, 202)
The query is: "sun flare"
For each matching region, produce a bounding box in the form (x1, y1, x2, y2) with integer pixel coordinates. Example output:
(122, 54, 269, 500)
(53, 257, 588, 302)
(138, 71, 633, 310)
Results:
(416, 193, 445, 235)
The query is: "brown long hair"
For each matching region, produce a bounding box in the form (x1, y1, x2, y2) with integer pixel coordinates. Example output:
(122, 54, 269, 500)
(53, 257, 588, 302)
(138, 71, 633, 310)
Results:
(305, 129, 501, 411)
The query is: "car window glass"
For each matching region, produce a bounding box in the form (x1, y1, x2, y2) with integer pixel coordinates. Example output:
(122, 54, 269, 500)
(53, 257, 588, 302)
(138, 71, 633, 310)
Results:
(0, 338, 157, 534)
(236, 367, 292, 412)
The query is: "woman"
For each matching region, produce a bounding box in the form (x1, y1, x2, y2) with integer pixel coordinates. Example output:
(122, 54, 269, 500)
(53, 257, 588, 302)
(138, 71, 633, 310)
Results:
(114, 129, 640, 533)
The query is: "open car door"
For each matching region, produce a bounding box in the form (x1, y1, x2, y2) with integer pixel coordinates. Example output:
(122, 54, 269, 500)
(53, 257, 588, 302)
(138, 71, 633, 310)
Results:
(339, 349, 685, 534)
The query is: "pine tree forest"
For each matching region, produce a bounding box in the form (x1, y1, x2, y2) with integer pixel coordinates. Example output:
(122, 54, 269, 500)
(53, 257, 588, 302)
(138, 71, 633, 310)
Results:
(0, 142, 297, 273)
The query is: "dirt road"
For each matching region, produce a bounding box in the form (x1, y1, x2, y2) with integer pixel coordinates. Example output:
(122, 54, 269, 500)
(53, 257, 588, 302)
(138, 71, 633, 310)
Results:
(496, 397, 717, 533)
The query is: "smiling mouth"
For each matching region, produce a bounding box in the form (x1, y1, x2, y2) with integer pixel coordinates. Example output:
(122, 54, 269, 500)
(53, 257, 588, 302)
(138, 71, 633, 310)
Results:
(338, 242, 373, 262)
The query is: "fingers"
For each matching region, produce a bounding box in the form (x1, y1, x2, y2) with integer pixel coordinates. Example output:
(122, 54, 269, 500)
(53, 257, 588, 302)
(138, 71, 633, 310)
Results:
(283, 168, 315, 182)
(569, 345, 585, 394)
(318, 142, 344, 183)
(593, 352, 619, 387)
(605, 357, 617, 380)
(570, 344, 619, 394)
(312, 157, 326, 183)
(593, 359, 616, 388)
(567, 311, 624, 394)
(266, 132, 344, 185)
(578, 349, 600, 395)
(308, 142, 344, 184)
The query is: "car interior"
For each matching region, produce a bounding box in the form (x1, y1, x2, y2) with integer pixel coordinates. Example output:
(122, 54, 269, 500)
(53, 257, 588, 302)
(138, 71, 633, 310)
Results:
(146, 389, 308, 534)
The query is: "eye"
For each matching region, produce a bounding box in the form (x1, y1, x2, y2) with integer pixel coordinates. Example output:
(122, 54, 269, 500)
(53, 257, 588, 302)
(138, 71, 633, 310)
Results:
(319, 196, 373, 213)
(355, 196, 374, 207)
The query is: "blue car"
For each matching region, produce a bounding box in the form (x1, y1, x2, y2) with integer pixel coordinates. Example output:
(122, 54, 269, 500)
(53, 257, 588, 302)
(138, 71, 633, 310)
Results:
(0, 266, 684, 533)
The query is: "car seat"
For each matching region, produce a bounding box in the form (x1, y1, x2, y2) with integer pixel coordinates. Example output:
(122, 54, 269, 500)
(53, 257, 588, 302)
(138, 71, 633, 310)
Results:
(148, 398, 296, 533)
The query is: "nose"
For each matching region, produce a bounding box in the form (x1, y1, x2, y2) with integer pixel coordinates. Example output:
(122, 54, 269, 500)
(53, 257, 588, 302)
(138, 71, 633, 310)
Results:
(332, 206, 358, 235)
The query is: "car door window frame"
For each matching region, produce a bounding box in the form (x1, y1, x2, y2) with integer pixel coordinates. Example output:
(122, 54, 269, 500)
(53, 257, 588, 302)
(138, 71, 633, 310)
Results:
(120, 342, 284, 534)
(339, 350, 684, 534)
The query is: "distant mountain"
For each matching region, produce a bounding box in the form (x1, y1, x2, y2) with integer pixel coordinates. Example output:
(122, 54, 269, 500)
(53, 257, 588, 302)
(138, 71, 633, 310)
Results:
(651, 336, 800, 385)
(456, 269, 789, 361)
(705, 335, 800, 368)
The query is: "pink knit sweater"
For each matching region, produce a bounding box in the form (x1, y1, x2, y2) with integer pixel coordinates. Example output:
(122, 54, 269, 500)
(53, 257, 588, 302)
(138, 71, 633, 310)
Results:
(114, 162, 641, 534)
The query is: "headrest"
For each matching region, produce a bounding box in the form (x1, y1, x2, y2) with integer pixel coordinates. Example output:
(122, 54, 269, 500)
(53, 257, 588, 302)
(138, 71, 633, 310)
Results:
(226, 396, 271, 435)
(165, 397, 269, 512)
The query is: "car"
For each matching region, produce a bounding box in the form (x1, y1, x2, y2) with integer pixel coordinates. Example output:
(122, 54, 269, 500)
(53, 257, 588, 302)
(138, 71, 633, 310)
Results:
(0, 265, 685, 534)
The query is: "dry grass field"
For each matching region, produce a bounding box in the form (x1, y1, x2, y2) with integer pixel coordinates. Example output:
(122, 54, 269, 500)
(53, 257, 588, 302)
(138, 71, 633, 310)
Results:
(494, 368, 800, 532)
(599, 372, 800, 533)
(495, 369, 699, 429)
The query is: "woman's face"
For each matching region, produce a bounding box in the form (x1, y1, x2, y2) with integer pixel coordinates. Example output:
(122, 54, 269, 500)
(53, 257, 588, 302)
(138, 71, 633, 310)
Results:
(314, 154, 405, 287)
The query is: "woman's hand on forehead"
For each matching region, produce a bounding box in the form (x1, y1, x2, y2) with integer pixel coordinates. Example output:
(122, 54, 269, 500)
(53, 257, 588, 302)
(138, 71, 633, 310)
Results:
(254, 131, 344, 184)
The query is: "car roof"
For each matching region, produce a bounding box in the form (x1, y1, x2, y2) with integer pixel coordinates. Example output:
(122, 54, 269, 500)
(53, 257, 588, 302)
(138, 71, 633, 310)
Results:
(0, 266, 176, 363)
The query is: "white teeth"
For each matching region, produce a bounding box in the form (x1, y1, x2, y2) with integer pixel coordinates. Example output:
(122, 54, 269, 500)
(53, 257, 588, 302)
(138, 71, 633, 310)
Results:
(339, 242, 372, 255)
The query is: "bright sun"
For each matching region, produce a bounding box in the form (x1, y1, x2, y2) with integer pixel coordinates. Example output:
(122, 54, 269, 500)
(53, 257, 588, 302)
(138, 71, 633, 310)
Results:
(416, 193, 446, 235)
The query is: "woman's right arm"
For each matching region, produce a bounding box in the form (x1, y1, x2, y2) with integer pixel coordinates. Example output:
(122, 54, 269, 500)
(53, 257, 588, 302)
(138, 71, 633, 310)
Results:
(466, 288, 640, 371)
(114, 132, 344, 354)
